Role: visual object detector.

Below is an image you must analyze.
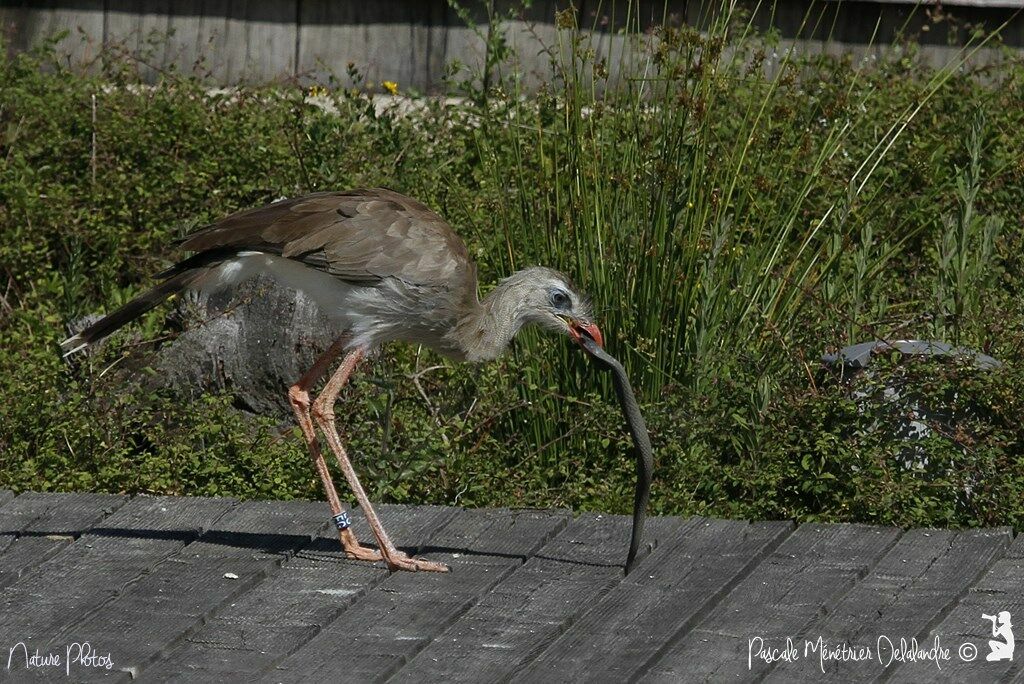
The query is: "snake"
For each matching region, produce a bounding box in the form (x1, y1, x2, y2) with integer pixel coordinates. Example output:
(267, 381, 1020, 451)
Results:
(581, 336, 653, 575)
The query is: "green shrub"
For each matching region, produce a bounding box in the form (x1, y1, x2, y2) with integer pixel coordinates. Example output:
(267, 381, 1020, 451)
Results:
(0, 6, 1022, 529)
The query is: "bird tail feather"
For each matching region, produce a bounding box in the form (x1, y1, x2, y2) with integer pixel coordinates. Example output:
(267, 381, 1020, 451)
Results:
(60, 269, 202, 357)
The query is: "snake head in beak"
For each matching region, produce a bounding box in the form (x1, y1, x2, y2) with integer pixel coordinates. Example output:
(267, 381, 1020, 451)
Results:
(567, 318, 604, 354)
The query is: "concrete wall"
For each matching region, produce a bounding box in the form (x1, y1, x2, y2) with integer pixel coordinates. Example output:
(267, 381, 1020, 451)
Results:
(1, 1, 1021, 90)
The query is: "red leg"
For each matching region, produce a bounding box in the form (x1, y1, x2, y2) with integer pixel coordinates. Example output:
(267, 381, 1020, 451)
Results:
(289, 338, 381, 562)
(312, 346, 449, 573)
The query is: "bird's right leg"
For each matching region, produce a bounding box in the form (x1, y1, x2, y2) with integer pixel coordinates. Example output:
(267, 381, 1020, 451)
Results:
(312, 347, 449, 573)
(288, 337, 381, 562)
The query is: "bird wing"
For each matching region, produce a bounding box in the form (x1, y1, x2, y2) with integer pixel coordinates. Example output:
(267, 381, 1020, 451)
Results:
(178, 189, 476, 294)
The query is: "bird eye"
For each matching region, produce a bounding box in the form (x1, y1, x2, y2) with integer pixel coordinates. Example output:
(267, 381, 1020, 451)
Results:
(550, 290, 571, 309)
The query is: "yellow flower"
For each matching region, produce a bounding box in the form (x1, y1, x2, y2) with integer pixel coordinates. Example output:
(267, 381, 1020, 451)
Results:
(381, 80, 399, 95)
(307, 85, 328, 97)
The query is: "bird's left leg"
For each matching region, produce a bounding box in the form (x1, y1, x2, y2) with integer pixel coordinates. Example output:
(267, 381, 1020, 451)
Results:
(312, 346, 449, 573)
(289, 338, 381, 563)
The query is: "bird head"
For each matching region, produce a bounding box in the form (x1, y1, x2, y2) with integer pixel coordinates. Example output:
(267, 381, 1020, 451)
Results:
(504, 267, 604, 355)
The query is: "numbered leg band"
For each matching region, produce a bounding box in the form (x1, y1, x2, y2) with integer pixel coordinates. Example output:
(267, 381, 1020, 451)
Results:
(332, 511, 352, 530)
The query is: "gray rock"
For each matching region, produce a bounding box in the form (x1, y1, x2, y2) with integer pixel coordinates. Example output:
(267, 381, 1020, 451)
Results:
(821, 338, 1003, 503)
(153, 273, 341, 417)
(822, 338, 1002, 372)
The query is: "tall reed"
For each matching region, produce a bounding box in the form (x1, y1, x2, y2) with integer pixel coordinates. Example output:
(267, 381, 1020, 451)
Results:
(455, 0, 1001, 458)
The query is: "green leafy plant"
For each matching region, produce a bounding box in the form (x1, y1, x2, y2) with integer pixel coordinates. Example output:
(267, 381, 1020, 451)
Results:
(0, 3, 1021, 530)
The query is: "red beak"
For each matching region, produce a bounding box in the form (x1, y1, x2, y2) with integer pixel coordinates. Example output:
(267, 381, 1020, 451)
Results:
(569, 320, 604, 350)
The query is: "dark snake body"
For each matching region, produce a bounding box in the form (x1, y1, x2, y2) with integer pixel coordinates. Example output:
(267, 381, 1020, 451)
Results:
(581, 337, 653, 574)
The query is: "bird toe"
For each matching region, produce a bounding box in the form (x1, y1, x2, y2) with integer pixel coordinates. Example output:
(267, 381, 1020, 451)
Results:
(385, 551, 450, 573)
(344, 546, 384, 562)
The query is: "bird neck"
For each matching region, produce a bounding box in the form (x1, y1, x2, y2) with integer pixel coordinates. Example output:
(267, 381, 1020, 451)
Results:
(451, 278, 525, 362)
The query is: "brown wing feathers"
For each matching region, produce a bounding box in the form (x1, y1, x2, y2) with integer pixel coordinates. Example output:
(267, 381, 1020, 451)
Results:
(178, 189, 471, 287)
(61, 188, 476, 353)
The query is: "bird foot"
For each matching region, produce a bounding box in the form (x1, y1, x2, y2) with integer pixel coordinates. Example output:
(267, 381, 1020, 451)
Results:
(383, 550, 450, 573)
(344, 545, 384, 562)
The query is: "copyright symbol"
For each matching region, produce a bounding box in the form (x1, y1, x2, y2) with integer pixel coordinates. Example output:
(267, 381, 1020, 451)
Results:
(959, 642, 977, 661)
